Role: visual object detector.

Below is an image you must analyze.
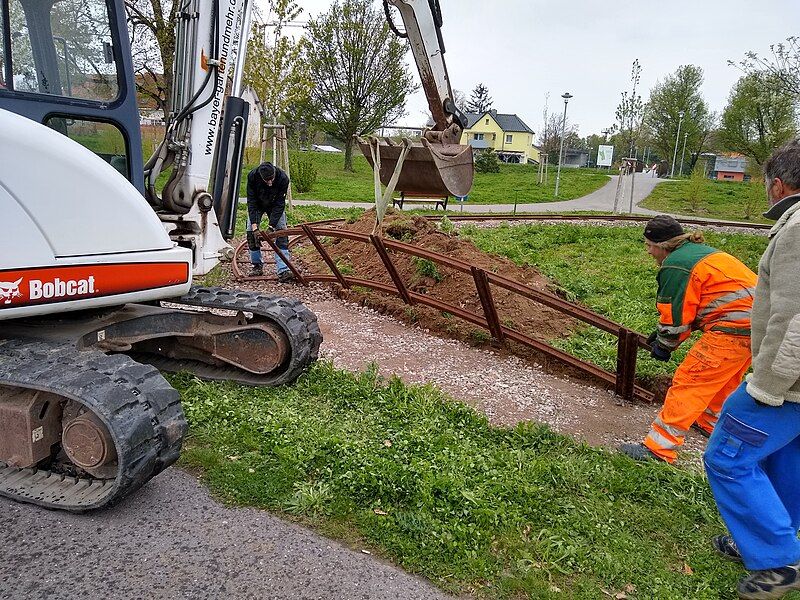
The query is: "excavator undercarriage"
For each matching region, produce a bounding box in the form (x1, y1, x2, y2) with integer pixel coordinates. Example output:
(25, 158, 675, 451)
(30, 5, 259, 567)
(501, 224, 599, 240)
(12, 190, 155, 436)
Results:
(0, 287, 321, 511)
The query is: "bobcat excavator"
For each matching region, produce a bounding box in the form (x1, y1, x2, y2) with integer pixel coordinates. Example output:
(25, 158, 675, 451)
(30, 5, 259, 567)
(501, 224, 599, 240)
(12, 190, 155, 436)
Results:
(0, 0, 470, 511)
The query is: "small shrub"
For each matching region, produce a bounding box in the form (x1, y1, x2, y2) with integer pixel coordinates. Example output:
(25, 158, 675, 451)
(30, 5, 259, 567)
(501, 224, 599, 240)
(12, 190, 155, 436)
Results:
(290, 158, 318, 193)
(335, 259, 354, 275)
(474, 148, 501, 173)
(685, 162, 707, 212)
(469, 329, 491, 345)
(437, 215, 455, 234)
(284, 481, 331, 516)
(412, 257, 444, 282)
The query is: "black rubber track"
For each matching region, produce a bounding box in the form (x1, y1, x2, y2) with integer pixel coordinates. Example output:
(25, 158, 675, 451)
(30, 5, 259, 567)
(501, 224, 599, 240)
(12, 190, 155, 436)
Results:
(155, 286, 322, 386)
(0, 339, 186, 512)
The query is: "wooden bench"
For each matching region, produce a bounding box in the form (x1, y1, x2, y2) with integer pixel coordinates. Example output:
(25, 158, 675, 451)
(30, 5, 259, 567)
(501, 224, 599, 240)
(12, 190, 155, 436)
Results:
(392, 191, 449, 211)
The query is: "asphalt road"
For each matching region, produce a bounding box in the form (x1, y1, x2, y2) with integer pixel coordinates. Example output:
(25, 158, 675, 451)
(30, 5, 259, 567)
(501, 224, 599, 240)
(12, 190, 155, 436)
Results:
(285, 174, 669, 214)
(0, 469, 454, 600)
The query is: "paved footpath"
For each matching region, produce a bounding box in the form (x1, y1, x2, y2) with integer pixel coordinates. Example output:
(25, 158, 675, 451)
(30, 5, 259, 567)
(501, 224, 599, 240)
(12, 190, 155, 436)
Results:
(0, 469, 453, 600)
(285, 174, 671, 215)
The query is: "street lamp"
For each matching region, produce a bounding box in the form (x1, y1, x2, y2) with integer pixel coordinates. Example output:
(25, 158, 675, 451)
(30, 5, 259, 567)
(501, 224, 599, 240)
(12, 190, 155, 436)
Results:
(679, 132, 688, 176)
(670, 110, 685, 178)
(602, 128, 612, 142)
(554, 92, 572, 198)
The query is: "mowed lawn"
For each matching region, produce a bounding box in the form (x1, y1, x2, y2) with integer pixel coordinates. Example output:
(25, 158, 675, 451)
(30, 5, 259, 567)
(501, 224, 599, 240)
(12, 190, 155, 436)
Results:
(176, 363, 749, 600)
(237, 150, 610, 205)
(460, 222, 769, 383)
(640, 178, 769, 223)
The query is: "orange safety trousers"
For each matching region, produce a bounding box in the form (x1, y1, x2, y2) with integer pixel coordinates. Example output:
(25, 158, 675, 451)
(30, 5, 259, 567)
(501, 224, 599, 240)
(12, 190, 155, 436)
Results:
(644, 331, 751, 463)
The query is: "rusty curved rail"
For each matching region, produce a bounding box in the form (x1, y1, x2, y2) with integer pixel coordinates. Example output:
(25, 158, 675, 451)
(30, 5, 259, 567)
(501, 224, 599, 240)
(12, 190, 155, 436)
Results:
(234, 223, 657, 402)
(271, 212, 771, 231)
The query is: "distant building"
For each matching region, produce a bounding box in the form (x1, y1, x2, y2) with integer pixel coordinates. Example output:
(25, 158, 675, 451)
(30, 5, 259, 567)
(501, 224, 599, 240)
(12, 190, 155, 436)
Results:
(711, 155, 748, 182)
(561, 148, 590, 168)
(460, 110, 538, 164)
(240, 87, 266, 147)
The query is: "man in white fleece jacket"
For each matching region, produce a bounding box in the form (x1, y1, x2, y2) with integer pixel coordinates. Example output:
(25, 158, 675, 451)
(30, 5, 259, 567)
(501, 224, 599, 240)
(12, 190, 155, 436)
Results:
(704, 140, 800, 600)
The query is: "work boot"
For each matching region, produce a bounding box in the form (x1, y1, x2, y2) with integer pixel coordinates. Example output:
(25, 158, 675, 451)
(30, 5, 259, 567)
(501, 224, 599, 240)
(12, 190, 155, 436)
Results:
(691, 423, 712, 439)
(618, 442, 666, 462)
(277, 270, 295, 283)
(248, 264, 263, 277)
(737, 560, 800, 599)
(712, 535, 742, 562)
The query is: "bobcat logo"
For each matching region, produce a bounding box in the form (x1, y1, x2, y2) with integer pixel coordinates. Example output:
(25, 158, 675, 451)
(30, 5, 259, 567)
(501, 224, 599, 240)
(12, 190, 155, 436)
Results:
(0, 278, 23, 304)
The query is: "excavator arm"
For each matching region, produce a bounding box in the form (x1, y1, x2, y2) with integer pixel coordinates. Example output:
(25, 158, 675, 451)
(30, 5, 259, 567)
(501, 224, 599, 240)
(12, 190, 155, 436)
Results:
(384, 0, 467, 143)
(145, 0, 255, 275)
(358, 0, 474, 199)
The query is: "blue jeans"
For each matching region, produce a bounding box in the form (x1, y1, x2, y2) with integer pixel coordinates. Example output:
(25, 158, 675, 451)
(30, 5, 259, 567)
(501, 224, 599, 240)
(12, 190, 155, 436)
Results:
(703, 381, 800, 570)
(247, 211, 290, 274)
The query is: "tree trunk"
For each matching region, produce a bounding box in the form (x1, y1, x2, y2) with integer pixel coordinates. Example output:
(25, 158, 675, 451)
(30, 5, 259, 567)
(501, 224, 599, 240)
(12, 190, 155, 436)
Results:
(343, 137, 354, 171)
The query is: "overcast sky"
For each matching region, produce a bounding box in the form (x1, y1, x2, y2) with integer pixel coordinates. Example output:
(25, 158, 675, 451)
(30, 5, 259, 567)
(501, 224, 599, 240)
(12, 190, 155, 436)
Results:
(261, 0, 800, 138)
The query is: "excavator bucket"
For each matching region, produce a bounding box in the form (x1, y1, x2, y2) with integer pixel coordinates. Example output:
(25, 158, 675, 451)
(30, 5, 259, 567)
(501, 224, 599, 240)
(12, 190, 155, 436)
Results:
(358, 137, 474, 199)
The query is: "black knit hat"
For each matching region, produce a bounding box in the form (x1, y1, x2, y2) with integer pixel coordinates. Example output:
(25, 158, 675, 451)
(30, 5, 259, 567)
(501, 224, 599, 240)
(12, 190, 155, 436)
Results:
(644, 215, 684, 243)
(258, 162, 276, 182)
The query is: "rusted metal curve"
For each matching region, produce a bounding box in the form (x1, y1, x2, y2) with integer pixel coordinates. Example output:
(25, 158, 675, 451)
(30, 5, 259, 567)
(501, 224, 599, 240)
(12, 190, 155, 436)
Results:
(232, 224, 657, 402)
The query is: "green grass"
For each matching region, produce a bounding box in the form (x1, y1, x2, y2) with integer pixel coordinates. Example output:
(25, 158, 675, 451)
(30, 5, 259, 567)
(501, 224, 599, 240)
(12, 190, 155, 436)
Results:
(174, 363, 749, 599)
(641, 179, 769, 223)
(236, 150, 609, 205)
(461, 223, 769, 382)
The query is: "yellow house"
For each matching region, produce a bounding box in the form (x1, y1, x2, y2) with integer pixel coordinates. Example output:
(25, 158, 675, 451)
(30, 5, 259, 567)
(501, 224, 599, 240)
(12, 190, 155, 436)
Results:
(459, 110, 539, 164)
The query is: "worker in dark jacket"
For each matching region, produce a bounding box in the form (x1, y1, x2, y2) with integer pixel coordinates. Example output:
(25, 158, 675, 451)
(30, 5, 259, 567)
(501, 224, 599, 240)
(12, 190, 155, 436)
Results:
(246, 162, 292, 281)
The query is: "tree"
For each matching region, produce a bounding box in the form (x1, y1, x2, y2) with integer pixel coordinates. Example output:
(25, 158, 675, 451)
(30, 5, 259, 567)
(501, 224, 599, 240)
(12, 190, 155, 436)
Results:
(644, 65, 714, 175)
(686, 160, 708, 213)
(474, 148, 500, 173)
(125, 0, 178, 118)
(244, 1, 313, 128)
(720, 73, 797, 165)
(305, 0, 416, 171)
(730, 36, 800, 98)
(538, 111, 578, 164)
(615, 59, 645, 158)
(465, 83, 493, 114)
(452, 89, 467, 110)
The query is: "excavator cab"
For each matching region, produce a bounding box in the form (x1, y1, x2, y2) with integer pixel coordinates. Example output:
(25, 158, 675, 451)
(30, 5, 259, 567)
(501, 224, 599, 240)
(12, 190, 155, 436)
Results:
(361, 0, 474, 200)
(0, 0, 144, 187)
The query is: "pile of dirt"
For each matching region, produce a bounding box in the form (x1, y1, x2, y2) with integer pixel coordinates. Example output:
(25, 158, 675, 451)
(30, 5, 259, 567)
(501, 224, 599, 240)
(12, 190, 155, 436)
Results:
(294, 209, 579, 364)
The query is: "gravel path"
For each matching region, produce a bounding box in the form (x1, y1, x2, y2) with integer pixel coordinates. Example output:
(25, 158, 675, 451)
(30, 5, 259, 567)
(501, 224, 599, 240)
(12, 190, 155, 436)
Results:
(246, 280, 707, 458)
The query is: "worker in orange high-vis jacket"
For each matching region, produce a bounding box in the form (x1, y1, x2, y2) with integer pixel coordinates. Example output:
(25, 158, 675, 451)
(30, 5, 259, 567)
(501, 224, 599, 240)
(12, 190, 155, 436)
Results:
(620, 215, 757, 463)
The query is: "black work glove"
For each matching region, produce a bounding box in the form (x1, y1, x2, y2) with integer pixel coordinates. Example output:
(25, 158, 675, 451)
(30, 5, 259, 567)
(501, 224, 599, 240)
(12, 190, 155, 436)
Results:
(650, 342, 672, 362)
(246, 229, 260, 251)
(646, 330, 658, 346)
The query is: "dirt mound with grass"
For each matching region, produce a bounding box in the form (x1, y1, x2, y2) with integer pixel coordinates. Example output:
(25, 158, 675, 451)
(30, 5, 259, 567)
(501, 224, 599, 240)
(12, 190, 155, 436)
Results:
(295, 209, 578, 357)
